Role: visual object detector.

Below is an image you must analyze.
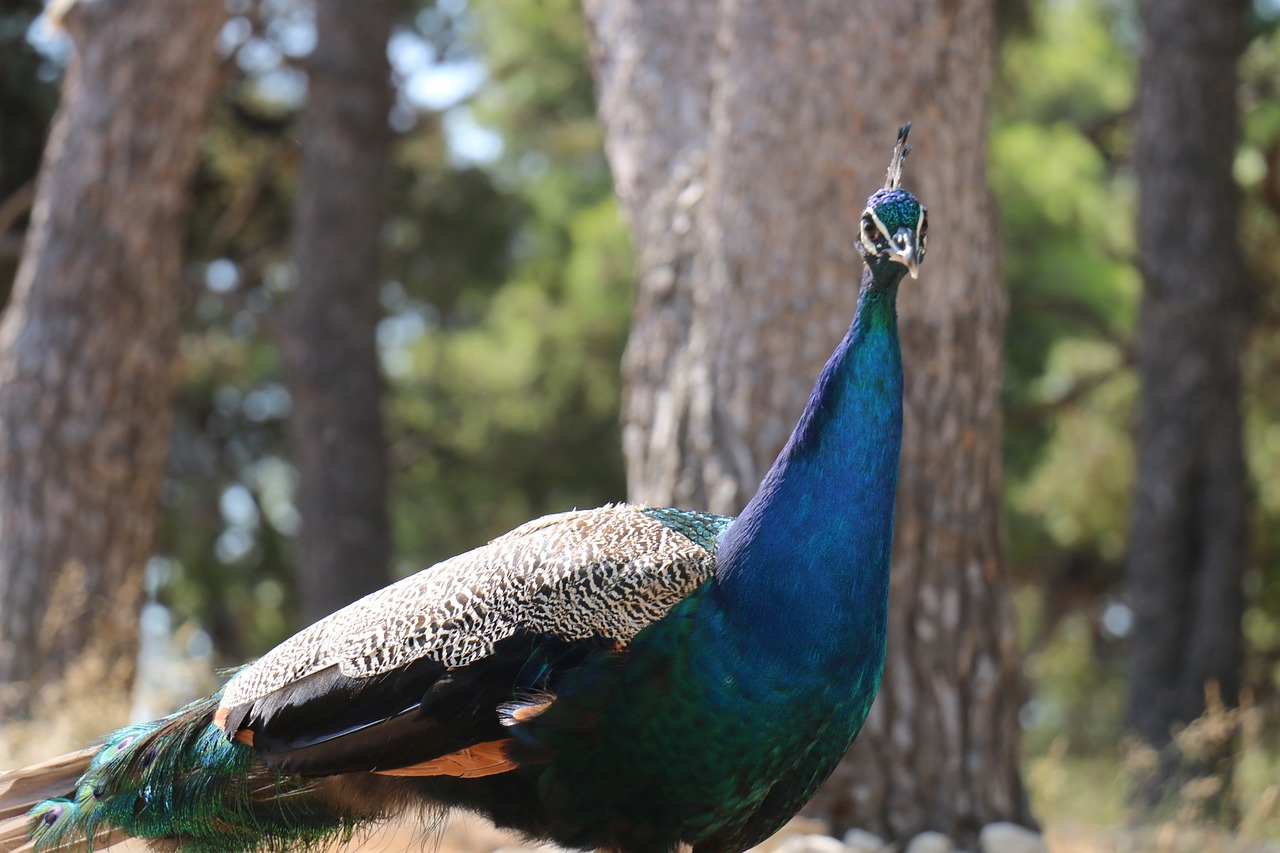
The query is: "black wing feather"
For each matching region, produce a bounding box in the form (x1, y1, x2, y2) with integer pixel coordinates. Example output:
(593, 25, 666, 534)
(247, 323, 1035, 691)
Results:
(233, 633, 614, 777)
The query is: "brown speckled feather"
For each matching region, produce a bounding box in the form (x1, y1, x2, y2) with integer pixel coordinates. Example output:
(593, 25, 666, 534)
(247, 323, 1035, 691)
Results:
(218, 504, 716, 733)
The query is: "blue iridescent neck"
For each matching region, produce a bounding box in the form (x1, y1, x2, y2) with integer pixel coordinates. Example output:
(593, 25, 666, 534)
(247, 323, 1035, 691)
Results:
(712, 266, 904, 655)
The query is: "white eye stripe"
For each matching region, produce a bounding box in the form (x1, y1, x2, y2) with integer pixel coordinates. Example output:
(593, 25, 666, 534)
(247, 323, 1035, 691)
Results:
(866, 208, 893, 242)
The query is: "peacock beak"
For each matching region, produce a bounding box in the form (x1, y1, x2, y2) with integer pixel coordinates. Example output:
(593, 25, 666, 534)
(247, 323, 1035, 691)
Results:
(888, 227, 919, 279)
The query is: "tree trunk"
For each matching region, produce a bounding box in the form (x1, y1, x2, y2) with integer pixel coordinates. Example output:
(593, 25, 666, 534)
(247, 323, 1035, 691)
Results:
(0, 0, 222, 718)
(583, 0, 718, 509)
(283, 0, 395, 626)
(1126, 0, 1250, 816)
(588, 0, 1031, 845)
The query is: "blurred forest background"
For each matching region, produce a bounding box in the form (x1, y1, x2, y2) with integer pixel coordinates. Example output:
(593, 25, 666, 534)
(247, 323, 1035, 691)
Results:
(1, 0, 1279, 849)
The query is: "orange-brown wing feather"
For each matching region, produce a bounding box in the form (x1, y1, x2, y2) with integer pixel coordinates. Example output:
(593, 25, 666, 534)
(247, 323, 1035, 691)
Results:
(372, 739, 517, 779)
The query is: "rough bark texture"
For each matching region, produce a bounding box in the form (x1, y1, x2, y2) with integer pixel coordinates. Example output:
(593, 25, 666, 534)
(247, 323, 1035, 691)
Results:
(588, 0, 1031, 844)
(283, 0, 395, 626)
(0, 0, 222, 717)
(1126, 0, 1250, 813)
(583, 0, 719, 509)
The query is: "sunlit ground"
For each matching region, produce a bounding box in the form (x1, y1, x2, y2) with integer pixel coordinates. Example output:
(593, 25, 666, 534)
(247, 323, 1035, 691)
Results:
(90, 812, 831, 852)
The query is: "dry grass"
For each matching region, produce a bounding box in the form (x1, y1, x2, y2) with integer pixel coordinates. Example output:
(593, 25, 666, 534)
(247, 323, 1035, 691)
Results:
(1045, 823, 1280, 853)
(1028, 691, 1280, 853)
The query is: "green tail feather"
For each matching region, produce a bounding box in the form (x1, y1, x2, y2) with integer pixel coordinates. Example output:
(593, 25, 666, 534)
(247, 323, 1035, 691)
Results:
(26, 697, 361, 852)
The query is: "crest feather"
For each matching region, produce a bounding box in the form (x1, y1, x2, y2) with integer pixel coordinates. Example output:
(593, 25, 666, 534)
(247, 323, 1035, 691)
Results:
(884, 122, 912, 190)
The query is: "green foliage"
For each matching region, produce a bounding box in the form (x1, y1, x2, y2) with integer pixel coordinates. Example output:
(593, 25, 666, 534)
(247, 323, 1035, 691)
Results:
(379, 0, 630, 572)
(148, 0, 632, 662)
(1001, 0, 1280, 824)
(1014, 341, 1135, 562)
(1023, 610, 1126, 755)
(994, 0, 1138, 485)
(998, 0, 1135, 126)
(992, 6, 1141, 720)
(386, 194, 631, 570)
(1238, 19, 1280, 711)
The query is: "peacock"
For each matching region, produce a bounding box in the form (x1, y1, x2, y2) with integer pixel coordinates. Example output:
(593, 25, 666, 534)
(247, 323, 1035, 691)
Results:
(0, 124, 927, 853)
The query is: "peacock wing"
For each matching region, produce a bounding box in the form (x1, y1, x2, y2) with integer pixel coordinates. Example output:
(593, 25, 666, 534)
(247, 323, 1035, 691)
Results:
(213, 504, 730, 778)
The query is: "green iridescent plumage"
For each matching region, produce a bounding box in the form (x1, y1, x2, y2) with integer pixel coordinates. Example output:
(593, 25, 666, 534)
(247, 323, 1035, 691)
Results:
(866, 189, 921, 234)
(641, 507, 734, 552)
(25, 698, 356, 853)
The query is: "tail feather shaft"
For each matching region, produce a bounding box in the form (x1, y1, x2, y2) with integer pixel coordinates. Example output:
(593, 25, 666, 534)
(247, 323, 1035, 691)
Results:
(0, 748, 96, 822)
(0, 813, 125, 853)
(0, 812, 34, 853)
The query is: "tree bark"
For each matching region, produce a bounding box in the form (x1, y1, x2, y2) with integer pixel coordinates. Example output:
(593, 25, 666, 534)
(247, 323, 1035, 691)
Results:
(0, 0, 222, 718)
(1126, 0, 1250, 815)
(588, 0, 1031, 845)
(283, 0, 395, 626)
(583, 0, 719, 509)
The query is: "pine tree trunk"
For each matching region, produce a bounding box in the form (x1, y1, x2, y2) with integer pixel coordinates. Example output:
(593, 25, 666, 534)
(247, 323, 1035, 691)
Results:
(588, 0, 1031, 845)
(583, 0, 718, 509)
(283, 0, 395, 625)
(0, 0, 222, 718)
(1126, 0, 1250, 815)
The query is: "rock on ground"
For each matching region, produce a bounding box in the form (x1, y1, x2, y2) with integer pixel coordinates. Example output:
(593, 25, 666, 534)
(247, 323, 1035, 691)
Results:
(842, 827, 888, 853)
(979, 822, 1049, 853)
(773, 833, 851, 853)
(905, 830, 956, 853)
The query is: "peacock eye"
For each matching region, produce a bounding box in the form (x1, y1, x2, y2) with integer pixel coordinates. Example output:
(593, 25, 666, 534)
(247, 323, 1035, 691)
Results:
(917, 210, 928, 257)
(860, 216, 883, 253)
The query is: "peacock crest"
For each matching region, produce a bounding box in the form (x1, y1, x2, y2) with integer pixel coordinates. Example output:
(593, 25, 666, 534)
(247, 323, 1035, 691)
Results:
(883, 121, 911, 190)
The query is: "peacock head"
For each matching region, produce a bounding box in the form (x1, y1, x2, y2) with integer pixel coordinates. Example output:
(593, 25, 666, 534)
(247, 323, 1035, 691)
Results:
(858, 123, 928, 282)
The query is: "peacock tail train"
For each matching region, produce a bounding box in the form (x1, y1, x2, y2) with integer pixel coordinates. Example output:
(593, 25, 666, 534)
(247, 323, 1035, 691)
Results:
(1, 697, 365, 853)
(0, 124, 927, 853)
